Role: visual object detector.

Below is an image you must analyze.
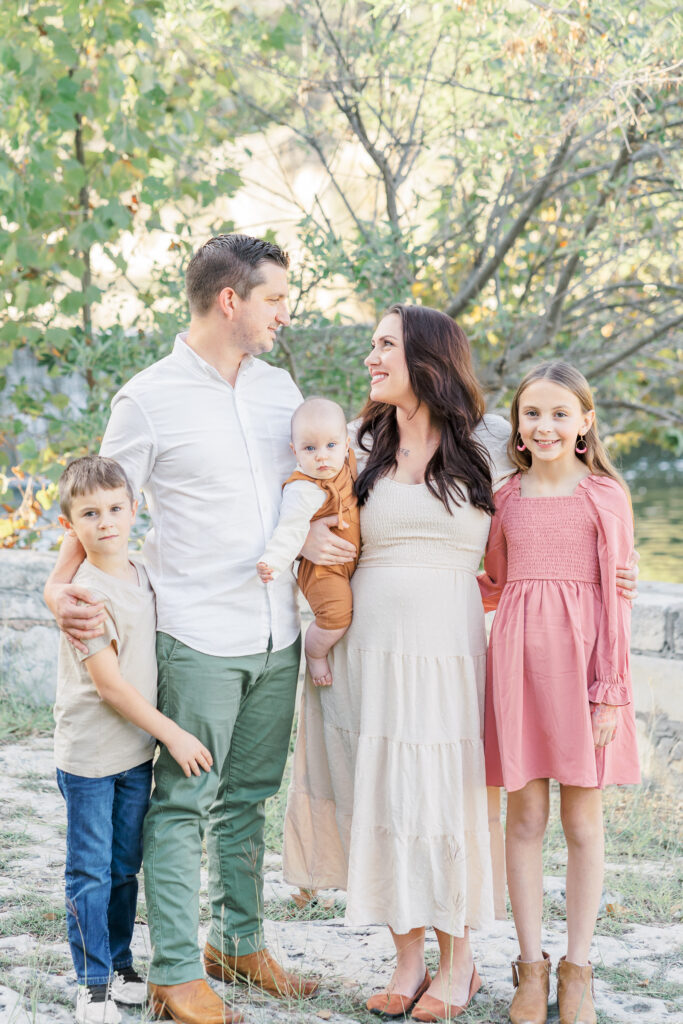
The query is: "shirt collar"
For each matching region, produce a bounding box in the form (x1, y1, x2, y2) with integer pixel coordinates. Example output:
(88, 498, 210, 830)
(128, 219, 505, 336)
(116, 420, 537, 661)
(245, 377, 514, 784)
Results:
(172, 332, 255, 382)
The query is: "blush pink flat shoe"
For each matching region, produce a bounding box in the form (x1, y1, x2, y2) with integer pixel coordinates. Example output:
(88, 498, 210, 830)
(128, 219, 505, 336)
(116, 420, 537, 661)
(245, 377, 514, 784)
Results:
(367, 969, 431, 1018)
(411, 964, 482, 1021)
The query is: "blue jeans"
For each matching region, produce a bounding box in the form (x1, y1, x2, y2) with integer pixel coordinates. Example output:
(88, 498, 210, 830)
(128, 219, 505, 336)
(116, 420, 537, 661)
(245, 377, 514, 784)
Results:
(57, 760, 152, 985)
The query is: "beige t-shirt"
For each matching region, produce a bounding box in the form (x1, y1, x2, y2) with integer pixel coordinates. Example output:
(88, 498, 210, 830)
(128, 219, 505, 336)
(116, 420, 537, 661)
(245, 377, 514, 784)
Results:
(53, 557, 157, 777)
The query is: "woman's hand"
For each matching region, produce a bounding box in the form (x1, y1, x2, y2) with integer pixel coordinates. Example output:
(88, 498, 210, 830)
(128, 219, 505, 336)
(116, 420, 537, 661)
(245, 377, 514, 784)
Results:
(301, 515, 357, 566)
(591, 702, 618, 747)
(616, 549, 639, 601)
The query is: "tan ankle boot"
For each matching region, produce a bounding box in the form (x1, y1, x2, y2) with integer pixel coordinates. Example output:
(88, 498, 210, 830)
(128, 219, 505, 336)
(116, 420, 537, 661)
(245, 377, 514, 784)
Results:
(509, 952, 551, 1024)
(556, 957, 596, 1024)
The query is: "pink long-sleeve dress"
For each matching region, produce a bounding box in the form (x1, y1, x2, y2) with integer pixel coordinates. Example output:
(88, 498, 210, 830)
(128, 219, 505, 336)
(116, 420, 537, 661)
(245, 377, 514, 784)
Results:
(479, 472, 640, 792)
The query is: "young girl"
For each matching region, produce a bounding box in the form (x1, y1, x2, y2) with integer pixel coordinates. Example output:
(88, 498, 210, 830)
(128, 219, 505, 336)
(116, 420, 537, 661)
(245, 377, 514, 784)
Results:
(479, 362, 640, 1024)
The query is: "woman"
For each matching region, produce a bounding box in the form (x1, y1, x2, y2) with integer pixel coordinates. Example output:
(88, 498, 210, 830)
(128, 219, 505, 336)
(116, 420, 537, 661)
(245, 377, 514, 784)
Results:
(283, 304, 510, 1021)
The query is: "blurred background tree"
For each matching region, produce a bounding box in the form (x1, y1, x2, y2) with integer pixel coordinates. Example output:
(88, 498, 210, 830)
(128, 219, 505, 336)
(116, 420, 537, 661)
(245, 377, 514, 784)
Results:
(0, 0, 240, 538)
(208, 0, 683, 436)
(1, 0, 682, 559)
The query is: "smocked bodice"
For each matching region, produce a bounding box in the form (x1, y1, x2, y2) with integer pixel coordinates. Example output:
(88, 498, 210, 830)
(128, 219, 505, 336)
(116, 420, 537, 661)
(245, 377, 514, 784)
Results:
(358, 477, 491, 573)
(504, 480, 600, 584)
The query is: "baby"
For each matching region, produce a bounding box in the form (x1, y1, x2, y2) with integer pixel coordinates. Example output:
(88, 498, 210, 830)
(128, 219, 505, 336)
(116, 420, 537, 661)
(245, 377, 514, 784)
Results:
(257, 397, 360, 686)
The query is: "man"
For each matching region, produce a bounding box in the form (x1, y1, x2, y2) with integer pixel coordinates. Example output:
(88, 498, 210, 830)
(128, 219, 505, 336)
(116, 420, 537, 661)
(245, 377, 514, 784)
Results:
(45, 234, 357, 1024)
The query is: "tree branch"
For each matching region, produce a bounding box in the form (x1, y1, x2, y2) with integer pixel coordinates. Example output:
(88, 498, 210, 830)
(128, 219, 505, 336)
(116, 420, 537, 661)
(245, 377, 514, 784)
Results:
(504, 126, 639, 365)
(588, 313, 683, 378)
(74, 108, 95, 393)
(598, 399, 683, 426)
(444, 129, 575, 318)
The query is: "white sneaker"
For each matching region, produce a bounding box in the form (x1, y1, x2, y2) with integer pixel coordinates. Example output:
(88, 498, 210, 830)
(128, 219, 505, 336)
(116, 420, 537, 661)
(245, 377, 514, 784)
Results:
(75, 986, 122, 1024)
(110, 966, 147, 1006)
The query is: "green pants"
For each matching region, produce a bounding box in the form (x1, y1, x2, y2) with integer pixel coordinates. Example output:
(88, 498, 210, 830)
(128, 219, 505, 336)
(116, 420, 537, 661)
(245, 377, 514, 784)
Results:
(143, 632, 301, 985)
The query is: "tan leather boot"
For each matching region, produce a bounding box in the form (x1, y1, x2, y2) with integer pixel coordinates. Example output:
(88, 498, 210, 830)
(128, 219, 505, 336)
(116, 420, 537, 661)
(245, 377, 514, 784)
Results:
(204, 944, 318, 998)
(148, 979, 243, 1024)
(556, 957, 596, 1024)
(509, 953, 551, 1024)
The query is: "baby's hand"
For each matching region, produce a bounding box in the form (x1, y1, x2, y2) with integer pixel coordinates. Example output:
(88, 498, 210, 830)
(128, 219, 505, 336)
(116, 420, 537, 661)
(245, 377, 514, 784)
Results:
(166, 727, 213, 777)
(590, 703, 617, 747)
(257, 561, 274, 583)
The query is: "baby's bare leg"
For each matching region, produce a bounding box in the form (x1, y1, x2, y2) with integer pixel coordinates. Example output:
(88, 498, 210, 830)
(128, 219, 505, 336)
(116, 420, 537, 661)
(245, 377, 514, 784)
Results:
(305, 623, 347, 686)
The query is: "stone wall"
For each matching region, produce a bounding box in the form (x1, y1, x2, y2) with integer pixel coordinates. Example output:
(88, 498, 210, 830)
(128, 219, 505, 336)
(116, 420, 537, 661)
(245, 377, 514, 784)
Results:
(1, 551, 681, 779)
(0, 552, 60, 703)
(629, 581, 683, 779)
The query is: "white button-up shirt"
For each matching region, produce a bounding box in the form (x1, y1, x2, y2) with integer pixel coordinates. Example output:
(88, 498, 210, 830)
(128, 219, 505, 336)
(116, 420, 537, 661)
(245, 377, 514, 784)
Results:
(100, 334, 303, 657)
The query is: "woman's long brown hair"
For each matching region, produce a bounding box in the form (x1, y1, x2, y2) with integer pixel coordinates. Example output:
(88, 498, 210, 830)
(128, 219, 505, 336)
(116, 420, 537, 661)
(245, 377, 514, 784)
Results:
(355, 304, 496, 515)
(508, 361, 628, 493)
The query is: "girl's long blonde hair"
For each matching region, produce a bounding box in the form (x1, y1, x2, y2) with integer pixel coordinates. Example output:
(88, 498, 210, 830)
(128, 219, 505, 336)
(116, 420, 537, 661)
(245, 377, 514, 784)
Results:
(508, 361, 627, 491)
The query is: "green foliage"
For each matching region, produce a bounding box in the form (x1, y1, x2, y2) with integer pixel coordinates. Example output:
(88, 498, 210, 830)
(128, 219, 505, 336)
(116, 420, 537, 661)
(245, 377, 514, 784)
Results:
(1, 1, 682, 546)
(0, 0, 242, 542)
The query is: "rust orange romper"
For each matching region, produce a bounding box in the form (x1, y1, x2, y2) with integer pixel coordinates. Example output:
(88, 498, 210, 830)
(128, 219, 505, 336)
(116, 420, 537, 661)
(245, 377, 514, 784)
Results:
(288, 453, 361, 630)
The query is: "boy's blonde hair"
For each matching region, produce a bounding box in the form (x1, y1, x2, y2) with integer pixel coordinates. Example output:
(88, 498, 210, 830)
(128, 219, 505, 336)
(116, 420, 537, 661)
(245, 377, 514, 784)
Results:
(59, 456, 134, 519)
(508, 361, 627, 491)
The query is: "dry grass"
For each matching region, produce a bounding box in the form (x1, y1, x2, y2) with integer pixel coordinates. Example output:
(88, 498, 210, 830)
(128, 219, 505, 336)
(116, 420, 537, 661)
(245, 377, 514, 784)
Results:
(0, 686, 54, 745)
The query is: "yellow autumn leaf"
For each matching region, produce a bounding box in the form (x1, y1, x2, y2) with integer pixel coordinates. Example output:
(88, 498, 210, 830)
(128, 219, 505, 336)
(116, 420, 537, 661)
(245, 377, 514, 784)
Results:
(36, 488, 53, 511)
(0, 518, 18, 539)
(610, 431, 641, 450)
(601, 323, 615, 338)
(466, 304, 486, 324)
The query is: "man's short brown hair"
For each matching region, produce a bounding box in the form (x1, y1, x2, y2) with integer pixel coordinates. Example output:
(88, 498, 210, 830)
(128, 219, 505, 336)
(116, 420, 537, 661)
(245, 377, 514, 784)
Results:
(59, 456, 134, 520)
(185, 233, 289, 315)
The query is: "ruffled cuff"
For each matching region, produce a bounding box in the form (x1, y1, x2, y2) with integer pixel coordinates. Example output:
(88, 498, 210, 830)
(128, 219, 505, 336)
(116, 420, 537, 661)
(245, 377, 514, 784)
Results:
(588, 676, 630, 706)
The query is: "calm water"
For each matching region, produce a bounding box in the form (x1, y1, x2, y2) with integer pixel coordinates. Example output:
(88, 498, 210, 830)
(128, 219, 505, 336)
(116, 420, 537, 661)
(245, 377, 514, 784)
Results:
(622, 450, 683, 583)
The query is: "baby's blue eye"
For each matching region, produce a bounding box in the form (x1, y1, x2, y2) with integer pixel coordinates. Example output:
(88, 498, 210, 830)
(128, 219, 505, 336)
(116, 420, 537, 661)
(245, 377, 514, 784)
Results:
(327, 442, 337, 448)
(303, 445, 315, 452)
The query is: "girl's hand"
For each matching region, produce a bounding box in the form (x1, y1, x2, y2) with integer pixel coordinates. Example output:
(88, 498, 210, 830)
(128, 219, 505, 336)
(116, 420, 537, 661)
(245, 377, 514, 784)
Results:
(616, 549, 639, 600)
(591, 703, 618, 747)
(166, 727, 214, 777)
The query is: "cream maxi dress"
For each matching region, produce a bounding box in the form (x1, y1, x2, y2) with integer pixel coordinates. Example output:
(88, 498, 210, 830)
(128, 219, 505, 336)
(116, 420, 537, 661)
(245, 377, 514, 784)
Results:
(283, 414, 512, 935)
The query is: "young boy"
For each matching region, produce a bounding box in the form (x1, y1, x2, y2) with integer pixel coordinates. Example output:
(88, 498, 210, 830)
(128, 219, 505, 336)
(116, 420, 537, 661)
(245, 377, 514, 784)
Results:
(53, 456, 212, 1024)
(257, 397, 360, 686)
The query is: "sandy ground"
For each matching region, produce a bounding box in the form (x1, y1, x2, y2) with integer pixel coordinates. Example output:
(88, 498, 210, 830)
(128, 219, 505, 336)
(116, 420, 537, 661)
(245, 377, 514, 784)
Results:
(0, 738, 681, 1024)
